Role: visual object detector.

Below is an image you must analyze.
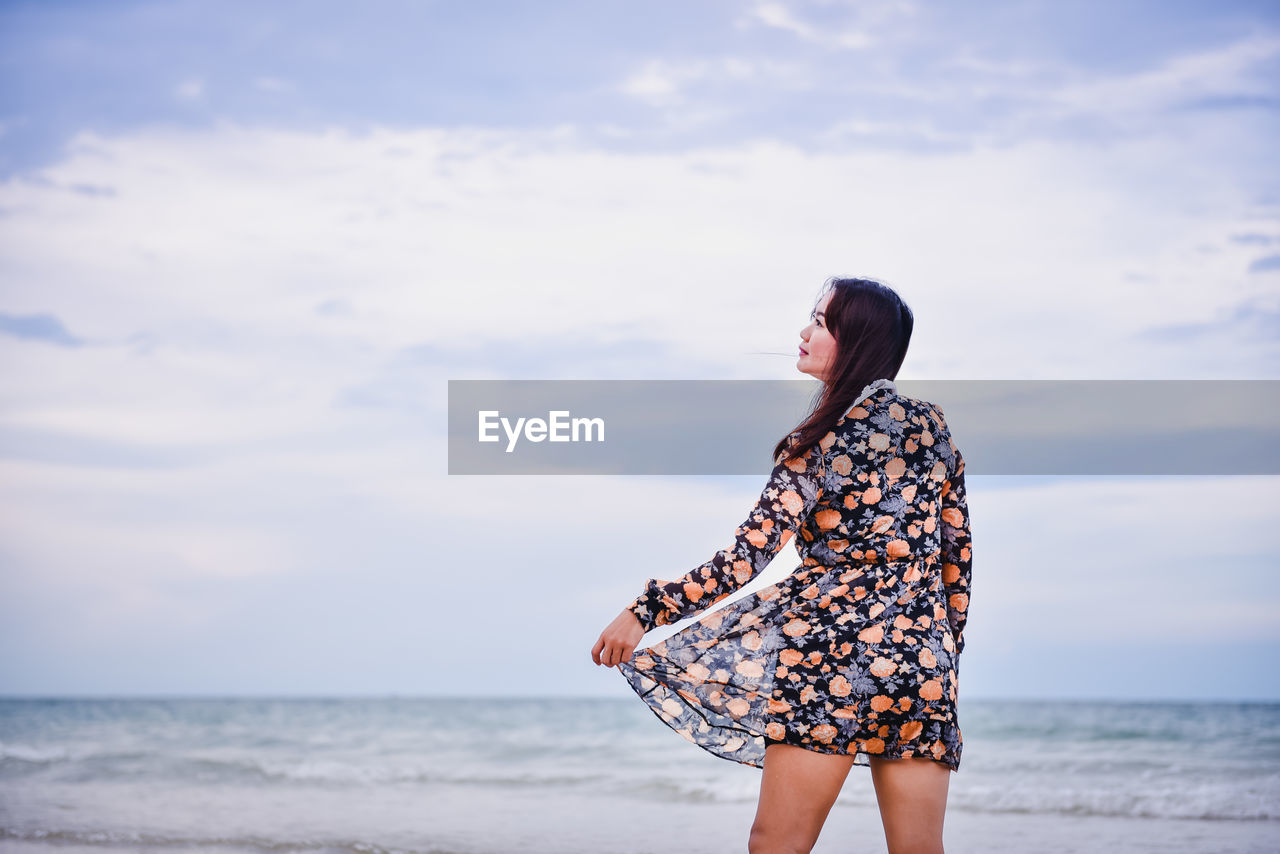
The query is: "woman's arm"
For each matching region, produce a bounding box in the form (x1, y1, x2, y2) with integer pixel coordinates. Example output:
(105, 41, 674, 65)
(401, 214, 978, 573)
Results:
(939, 445, 972, 654)
(626, 438, 830, 633)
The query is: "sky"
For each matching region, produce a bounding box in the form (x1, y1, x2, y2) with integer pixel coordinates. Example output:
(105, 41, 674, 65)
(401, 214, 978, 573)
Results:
(0, 0, 1277, 701)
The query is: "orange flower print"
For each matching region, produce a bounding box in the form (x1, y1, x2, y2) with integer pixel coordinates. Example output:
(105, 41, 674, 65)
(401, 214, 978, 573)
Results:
(868, 433, 890, 452)
(783, 618, 810, 637)
(871, 515, 894, 534)
(899, 721, 924, 741)
(949, 592, 968, 612)
(812, 724, 838, 744)
(829, 674, 852, 697)
(831, 454, 853, 475)
(870, 657, 898, 677)
(884, 456, 906, 480)
(735, 659, 765, 679)
(861, 486, 882, 504)
(918, 647, 937, 669)
(766, 721, 786, 740)
(741, 630, 763, 651)
(815, 508, 842, 530)
(941, 506, 965, 526)
(779, 489, 804, 516)
(919, 679, 944, 701)
(894, 615, 914, 630)
(863, 737, 886, 754)
(683, 582, 704, 603)
(779, 648, 804, 667)
(726, 697, 751, 718)
(857, 624, 884, 643)
(870, 695, 894, 712)
(887, 539, 911, 558)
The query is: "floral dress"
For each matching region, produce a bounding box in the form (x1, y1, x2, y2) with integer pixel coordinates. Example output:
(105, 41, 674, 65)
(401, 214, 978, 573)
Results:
(616, 378, 973, 771)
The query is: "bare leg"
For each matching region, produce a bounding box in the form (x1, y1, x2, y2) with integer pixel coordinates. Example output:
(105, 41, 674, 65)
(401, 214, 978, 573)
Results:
(749, 742, 856, 854)
(867, 754, 951, 854)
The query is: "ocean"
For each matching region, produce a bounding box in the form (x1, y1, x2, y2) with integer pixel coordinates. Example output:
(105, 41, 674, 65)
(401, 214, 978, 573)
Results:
(0, 697, 1277, 854)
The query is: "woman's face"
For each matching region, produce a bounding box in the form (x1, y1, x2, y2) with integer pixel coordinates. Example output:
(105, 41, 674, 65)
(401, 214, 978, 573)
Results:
(797, 289, 837, 382)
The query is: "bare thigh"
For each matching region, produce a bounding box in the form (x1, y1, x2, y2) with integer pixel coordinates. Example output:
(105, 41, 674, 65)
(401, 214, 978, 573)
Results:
(749, 742, 855, 854)
(867, 754, 952, 854)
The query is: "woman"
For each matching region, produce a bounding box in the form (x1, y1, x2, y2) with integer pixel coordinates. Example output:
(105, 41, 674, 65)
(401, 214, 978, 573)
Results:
(591, 276, 973, 854)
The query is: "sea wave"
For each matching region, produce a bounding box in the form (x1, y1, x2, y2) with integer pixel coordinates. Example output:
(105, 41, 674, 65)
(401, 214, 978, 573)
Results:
(0, 827, 471, 854)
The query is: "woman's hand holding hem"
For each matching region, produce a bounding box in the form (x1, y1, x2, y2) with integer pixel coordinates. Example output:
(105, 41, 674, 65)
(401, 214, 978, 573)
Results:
(592, 609, 646, 668)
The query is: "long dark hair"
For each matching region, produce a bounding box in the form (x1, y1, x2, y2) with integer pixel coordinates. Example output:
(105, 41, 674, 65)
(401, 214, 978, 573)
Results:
(773, 277, 914, 464)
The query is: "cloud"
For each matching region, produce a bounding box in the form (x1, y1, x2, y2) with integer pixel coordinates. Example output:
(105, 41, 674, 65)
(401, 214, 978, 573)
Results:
(314, 297, 354, 317)
(174, 78, 205, 101)
(750, 1, 870, 49)
(1249, 254, 1280, 273)
(1231, 233, 1276, 246)
(1047, 34, 1280, 117)
(743, 0, 918, 50)
(1139, 295, 1280, 341)
(0, 312, 84, 347)
(619, 57, 774, 106)
(253, 76, 295, 94)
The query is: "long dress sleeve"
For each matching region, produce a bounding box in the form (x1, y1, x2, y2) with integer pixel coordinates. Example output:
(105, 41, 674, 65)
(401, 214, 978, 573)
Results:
(939, 445, 972, 655)
(626, 437, 831, 634)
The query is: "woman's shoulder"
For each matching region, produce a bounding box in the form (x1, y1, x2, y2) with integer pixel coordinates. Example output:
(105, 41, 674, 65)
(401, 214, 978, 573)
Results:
(836, 383, 947, 430)
(830, 387, 956, 460)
